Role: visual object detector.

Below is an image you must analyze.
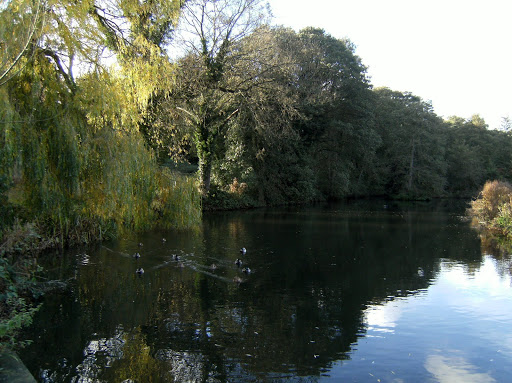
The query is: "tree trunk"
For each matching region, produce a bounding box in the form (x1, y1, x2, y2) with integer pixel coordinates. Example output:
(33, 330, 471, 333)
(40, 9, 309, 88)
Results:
(196, 118, 214, 195)
(199, 152, 212, 195)
(407, 138, 416, 192)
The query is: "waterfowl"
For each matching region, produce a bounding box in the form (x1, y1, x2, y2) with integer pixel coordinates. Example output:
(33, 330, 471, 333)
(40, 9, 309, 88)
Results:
(240, 247, 246, 255)
(233, 276, 243, 284)
(235, 258, 242, 267)
(242, 267, 251, 274)
(133, 252, 141, 259)
(172, 254, 180, 261)
(162, 238, 167, 242)
(135, 267, 144, 274)
(138, 242, 143, 247)
(210, 263, 217, 270)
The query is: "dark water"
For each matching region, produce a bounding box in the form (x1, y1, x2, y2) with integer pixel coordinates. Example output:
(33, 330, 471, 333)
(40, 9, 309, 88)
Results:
(19, 200, 512, 382)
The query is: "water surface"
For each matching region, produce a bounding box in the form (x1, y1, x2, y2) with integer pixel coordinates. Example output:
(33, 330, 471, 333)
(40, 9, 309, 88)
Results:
(20, 200, 512, 382)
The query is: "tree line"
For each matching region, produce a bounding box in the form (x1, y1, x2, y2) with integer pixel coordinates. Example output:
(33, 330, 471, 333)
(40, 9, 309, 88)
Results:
(1, 0, 512, 244)
(154, 0, 512, 207)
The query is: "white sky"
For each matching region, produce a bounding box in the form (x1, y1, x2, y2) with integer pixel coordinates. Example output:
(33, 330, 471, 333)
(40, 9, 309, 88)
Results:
(268, 0, 512, 129)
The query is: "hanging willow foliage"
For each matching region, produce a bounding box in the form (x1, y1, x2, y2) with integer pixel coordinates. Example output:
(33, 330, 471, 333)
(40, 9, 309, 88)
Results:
(0, 59, 200, 250)
(78, 127, 201, 234)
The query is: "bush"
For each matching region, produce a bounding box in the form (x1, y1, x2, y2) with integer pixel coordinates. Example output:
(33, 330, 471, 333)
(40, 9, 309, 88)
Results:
(469, 180, 512, 223)
(469, 180, 512, 238)
(493, 203, 512, 237)
(202, 183, 259, 211)
(0, 256, 41, 352)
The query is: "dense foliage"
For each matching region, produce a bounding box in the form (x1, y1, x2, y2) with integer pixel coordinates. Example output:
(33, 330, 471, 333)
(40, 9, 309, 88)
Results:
(0, 0, 200, 248)
(168, 23, 512, 205)
(469, 180, 512, 238)
(145, 2, 512, 206)
(3, 0, 510, 237)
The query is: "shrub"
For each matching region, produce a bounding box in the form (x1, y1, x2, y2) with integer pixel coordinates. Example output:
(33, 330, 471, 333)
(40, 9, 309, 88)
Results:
(0, 256, 41, 352)
(469, 180, 512, 223)
(493, 203, 512, 238)
(202, 183, 259, 211)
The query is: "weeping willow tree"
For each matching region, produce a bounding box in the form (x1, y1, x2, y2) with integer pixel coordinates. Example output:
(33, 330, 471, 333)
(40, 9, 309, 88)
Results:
(0, 0, 201, 352)
(0, 0, 200, 252)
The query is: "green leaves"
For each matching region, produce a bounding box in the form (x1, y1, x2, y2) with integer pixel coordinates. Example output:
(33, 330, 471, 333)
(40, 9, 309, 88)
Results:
(0, 256, 41, 352)
(372, 88, 446, 198)
(0, 0, 46, 86)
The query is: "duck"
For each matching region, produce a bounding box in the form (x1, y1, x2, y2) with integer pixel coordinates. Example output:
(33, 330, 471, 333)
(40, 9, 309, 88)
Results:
(138, 242, 143, 247)
(162, 238, 167, 243)
(210, 263, 217, 270)
(242, 267, 251, 274)
(233, 276, 243, 284)
(133, 252, 141, 259)
(172, 254, 180, 261)
(240, 247, 247, 255)
(135, 267, 144, 274)
(235, 258, 242, 267)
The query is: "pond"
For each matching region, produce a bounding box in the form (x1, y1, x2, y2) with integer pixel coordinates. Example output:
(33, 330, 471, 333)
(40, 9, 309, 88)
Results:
(19, 200, 512, 382)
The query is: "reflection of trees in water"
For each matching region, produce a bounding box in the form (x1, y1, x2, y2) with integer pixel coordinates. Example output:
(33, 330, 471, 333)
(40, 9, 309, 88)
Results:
(21, 202, 493, 382)
(477, 233, 512, 279)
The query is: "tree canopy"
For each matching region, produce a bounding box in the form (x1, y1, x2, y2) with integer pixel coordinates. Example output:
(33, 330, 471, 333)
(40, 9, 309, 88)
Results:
(0, 0, 200, 250)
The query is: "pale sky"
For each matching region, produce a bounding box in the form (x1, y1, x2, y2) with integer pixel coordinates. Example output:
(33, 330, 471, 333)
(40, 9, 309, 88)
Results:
(268, 0, 512, 129)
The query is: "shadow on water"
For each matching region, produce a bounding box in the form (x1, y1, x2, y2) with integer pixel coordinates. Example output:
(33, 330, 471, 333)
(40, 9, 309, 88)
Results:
(19, 199, 503, 382)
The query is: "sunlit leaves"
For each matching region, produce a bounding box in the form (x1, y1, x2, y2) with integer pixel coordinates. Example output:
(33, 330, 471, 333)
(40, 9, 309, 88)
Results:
(0, 0, 200, 242)
(0, 0, 45, 86)
(78, 128, 201, 232)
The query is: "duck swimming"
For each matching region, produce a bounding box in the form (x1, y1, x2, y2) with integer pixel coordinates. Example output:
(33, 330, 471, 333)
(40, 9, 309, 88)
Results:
(235, 258, 242, 267)
(242, 267, 251, 274)
(133, 252, 141, 259)
(135, 267, 144, 274)
(240, 247, 246, 255)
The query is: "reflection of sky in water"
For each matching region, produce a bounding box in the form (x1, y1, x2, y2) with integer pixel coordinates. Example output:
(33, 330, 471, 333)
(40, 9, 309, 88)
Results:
(323, 256, 512, 382)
